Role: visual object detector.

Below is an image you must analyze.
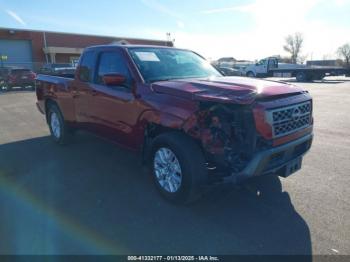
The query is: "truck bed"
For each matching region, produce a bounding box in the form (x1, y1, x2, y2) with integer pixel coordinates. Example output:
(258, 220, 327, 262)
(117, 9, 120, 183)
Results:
(35, 74, 74, 115)
(270, 66, 349, 74)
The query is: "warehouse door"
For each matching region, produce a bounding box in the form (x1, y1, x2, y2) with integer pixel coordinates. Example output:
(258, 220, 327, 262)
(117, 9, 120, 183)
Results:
(0, 40, 33, 69)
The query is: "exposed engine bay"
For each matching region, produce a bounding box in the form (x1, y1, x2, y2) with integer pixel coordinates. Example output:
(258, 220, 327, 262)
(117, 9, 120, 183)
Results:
(184, 102, 270, 176)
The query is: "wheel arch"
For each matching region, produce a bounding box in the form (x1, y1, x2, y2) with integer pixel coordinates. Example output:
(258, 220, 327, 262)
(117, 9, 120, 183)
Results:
(246, 71, 255, 77)
(140, 111, 206, 164)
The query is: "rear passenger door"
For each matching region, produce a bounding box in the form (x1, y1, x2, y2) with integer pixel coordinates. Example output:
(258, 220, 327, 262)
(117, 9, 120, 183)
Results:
(89, 50, 139, 147)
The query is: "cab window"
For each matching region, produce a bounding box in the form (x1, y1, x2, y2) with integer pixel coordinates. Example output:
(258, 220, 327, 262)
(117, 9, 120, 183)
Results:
(78, 51, 95, 82)
(257, 59, 266, 66)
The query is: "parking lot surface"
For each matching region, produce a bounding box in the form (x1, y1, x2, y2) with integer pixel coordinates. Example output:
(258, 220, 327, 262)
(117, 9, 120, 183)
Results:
(0, 77, 349, 255)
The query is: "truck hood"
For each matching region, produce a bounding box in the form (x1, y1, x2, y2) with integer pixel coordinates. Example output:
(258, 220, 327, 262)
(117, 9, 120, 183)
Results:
(151, 76, 305, 104)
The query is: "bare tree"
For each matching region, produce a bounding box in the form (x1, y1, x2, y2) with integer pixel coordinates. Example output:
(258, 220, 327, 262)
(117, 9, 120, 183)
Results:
(283, 32, 304, 64)
(337, 43, 350, 68)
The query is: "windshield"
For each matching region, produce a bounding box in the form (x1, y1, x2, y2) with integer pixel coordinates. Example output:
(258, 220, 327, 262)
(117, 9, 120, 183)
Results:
(128, 47, 222, 83)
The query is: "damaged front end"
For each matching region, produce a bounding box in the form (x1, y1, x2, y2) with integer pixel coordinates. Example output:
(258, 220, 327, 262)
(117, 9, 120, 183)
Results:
(183, 102, 271, 183)
(183, 97, 313, 184)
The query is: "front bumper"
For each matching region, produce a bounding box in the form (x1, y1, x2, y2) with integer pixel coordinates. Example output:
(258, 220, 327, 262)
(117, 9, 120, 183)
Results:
(223, 133, 313, 183)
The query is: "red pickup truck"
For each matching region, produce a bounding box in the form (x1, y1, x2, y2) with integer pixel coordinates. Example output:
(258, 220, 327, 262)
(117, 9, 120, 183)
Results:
(36, 45, 313, 203)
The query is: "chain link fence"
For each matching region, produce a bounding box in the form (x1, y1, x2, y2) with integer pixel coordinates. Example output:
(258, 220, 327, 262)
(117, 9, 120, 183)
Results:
(0, 61, 76, 74)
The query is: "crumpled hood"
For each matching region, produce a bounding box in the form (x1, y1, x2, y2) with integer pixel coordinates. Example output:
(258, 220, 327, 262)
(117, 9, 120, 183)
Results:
(151, 76, 305, 104)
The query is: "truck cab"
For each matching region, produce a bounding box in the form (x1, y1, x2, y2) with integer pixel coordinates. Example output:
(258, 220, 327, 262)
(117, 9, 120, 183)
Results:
(245, 57, 278, 77)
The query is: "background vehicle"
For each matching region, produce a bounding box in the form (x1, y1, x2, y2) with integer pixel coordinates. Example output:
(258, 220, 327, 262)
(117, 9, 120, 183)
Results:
(39, 63, 76, 78)
(244, 57, 350, 82)
(1, 68, 36, 91)
(217, 66, 242, 76)
(35, 45, 313, 204)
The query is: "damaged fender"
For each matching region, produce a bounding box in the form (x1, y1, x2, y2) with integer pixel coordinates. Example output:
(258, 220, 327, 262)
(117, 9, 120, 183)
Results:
(182, 103, 258, 173)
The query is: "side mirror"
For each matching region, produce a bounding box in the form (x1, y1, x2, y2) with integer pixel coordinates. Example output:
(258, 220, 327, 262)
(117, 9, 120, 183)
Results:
(102, 73, 126, 86)
(78, 66, 90, 82)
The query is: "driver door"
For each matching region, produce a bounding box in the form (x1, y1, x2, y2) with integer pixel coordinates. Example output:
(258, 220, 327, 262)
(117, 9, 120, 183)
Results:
(88, 50, 141, 149)
(255, 59, 268, 76)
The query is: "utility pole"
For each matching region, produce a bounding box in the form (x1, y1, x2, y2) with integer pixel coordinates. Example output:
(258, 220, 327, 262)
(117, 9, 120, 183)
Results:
(166, 32, 171, 46)
(166, 32, 175, 47)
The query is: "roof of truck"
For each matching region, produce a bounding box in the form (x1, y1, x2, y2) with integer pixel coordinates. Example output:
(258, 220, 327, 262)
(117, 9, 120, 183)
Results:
(84, 44, 186, 52)
(87, 44, 174, 48)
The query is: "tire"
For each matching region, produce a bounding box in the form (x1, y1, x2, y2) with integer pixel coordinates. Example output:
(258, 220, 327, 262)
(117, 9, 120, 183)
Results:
(246, 71, 255, 78)
(150, 132, 207, 204)
(314, 73, 325, 81)
(296, 72, 307, 82)
(47, 103, 72, 145)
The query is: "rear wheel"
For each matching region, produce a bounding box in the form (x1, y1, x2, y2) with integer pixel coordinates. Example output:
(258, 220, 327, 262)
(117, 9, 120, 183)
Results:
(4, 84, 12, 91)
(150, 132, 207, 204)
(47, 103, 72, 145)
(0, 81, 5, 91)
(313, 73, 325, 80)
(296, 72, 307, 82)
(246, 71, 255, 78)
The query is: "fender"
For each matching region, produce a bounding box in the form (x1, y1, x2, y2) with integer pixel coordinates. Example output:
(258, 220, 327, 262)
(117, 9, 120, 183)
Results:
(138, 109, 187, 131)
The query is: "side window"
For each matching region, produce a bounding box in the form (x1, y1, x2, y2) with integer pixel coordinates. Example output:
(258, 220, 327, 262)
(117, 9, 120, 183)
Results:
(79, 51, 95, 82)
(268, 59, 277, 69)
(258, 59, 266, 66)
(96, 51, 130, 85)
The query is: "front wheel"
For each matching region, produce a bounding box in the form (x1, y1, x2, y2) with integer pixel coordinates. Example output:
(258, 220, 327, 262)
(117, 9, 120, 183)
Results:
(150, 132, 207, 204)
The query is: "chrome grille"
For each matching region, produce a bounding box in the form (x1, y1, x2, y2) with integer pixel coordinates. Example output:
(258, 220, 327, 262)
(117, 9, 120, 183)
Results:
(267, 101, 312, 138)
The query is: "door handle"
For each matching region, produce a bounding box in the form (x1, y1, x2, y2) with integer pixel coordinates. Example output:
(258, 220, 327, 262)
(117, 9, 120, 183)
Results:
(72, 90, 79, 98)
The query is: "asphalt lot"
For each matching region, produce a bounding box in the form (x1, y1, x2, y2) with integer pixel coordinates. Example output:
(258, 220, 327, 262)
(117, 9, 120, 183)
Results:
(0, 77, 349, 255)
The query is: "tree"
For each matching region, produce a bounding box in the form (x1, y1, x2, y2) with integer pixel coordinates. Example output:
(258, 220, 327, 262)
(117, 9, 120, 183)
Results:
(283, 32, 304, 64)
(337, 43, 350, 68)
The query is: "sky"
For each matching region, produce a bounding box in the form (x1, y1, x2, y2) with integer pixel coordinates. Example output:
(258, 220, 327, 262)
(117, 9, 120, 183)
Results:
(0, 0, 349, 61)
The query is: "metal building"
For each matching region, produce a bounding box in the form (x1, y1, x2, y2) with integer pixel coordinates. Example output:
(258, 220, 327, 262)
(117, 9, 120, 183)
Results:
(0, 39, 33, 69)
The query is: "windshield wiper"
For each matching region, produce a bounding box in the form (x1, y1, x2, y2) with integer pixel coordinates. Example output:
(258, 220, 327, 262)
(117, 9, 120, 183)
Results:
(149, 76, 206, 83)
(149, 77, 183, 83)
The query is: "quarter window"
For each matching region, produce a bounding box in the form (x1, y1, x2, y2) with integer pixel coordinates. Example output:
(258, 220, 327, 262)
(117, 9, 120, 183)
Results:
(78, 51, 95, 82)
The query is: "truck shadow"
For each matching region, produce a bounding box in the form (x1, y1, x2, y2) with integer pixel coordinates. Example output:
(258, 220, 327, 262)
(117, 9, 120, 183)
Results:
(0, 133, 311, 256)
